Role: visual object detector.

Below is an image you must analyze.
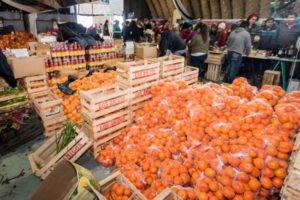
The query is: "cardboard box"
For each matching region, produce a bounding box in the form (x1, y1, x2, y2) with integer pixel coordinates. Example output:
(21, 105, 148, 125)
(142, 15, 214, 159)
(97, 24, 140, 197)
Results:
(135, 43, 157, 59)
(36, 43, 51, 57)
(31, 160, 102, 200)
(8, 56, 46, 79)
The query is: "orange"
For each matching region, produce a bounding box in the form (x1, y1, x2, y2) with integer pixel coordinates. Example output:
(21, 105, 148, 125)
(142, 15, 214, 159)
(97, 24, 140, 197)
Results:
(253, 157, 265, 169)
(222, 186, 235, 199)
(248, 178, 261, 191)
(261, 177, 273, 189)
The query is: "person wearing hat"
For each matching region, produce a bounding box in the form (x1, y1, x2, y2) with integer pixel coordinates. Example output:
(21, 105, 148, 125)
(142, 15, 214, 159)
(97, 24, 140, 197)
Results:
(216, 22, 227, 48)
(144, 18, 152, 30)
(246, 13, 261, 47)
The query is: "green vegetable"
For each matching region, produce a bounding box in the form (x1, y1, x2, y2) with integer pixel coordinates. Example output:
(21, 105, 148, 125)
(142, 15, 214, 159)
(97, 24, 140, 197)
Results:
(56, 122, 77, 153)
(0, 97, 26, 107)
(0, 86, 25, 97)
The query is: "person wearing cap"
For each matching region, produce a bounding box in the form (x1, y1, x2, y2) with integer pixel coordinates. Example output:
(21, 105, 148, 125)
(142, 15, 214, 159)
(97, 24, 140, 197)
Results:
(216, 22, 227, 48)
(258, 18, 277, 50)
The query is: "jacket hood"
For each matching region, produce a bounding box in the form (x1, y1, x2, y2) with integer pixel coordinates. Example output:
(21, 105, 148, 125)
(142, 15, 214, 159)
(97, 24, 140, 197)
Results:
(234, 27, 245, 33)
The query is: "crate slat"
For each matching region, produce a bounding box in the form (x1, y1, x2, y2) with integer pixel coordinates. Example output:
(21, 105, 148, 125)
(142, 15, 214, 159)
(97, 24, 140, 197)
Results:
(182, 66, 199, 85)
(43, 115, 68, 137)
(206, 64, 222, 82)
(262, 70, 281, 86)
(156, 55, 185, 79)
(24, 75, 48, 94)
(28, 129, 92, 180)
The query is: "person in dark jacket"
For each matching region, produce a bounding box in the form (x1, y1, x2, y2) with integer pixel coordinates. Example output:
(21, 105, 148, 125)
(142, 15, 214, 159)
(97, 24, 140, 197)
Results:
(0, 48, 17, 87)
(144, 18, 152, 30)
(216, 22, 227, 48)
(103, 20, 110, 36)
(223, 21, 252, 83)
(209, 24, 218, 46)
(273, 13, 300, 49)
(258, 18, 277, 50)
(247, 13, 261, 47)
(124, 20, 139, 42)
(159, 22, 186, 56)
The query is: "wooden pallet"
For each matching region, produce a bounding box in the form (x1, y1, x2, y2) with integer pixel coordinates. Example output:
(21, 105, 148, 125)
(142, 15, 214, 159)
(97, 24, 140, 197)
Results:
(24, 75, 48, 94)
(30, 90, 63, 121)
(206, 52, 225, 65)
(80, 84, 130, 120)
(83, 109, 131, 141)
(117, 59, 160, 86)
(156, 55, 185, 79)
(182, 66, 199, 85)
(28, 130, 92, 180)
(99, 171, 147, 200)
(206, 63, 222, 81)
(0, 91, 29, 113)
(262, 70, 281, 86)
(43, 114, 68, 137)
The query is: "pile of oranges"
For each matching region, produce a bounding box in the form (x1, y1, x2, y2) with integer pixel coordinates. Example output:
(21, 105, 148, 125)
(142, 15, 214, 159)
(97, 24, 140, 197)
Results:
(104, 182, 134, 200)
(52, 72, 116, 123)
(96, 78, 300, 199)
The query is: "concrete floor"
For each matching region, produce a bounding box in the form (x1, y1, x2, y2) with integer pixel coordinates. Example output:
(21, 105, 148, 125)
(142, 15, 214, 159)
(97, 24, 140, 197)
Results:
(0, 136, 115, 200)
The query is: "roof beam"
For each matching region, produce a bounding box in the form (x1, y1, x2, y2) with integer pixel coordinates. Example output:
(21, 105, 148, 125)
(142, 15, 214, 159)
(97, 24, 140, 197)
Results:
(2, 0, 40, 12)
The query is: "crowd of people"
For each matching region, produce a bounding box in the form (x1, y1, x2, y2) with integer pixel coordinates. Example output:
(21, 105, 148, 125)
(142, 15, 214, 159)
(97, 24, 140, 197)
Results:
(115, 13, 300, 84)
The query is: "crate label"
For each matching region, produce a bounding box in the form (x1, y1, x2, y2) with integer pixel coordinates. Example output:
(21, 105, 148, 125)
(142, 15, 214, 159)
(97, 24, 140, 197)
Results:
(98, 116, 126, 132)
(133, 88, 151, 98)
(132, 68, 157, 79)
(98, 96, 125, 110)
(64, 142, 84, 160)
(45, 107, 60, 117)
(165, 63, 182, 72)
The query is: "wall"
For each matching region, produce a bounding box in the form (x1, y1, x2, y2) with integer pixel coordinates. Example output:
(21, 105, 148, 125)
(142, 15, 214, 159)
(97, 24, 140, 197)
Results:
(0, 11, 25, 31)
(124, 0, 151, 19)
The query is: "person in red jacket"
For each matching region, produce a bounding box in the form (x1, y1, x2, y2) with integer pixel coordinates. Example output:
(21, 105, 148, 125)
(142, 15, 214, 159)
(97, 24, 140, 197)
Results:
(216, 22, 227, 48)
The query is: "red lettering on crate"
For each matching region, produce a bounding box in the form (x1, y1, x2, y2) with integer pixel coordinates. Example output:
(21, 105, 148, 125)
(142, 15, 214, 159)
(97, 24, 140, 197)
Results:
(134, 88, 151, 98)
(98, 116, 126, 131)
(165, 64, 182, 72)
(98, 96, 125, 110)
(64, 143, 83, 160)
(133, 68, 156, 79)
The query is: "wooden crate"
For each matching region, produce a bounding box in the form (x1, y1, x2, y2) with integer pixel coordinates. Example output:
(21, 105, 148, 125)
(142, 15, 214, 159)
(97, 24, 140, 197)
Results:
(153, 188, 181, 200)
(80, 84, 130, 120)
(28, 130, 92, 180)
(82, 109, 131, 142)
(0, 91, 29, 113)
(24, 75, 48, 94)
(206, 52, 225, 65)
(280, 170, 300, 200)
(129, 82, 155, 105)
(262, 70, 281, 86)
(43, 114, 68, 137)
(117, 59, 160, 86)
(30, 90, 63, 121)
(99, 171, 147, 200)
(206, 64, 222, 81)
(85, 128, 123, 159)
(182, 66, 199, 85)
(157, 55, 185, 78)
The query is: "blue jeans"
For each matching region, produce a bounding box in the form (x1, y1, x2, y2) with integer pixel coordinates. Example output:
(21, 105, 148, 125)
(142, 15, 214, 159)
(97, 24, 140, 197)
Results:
(190, 54, 208, 78)
(224, 51, 243, 83)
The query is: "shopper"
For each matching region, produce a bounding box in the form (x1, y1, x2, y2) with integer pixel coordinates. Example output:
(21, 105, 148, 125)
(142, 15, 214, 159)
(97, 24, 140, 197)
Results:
(144, 18, 152, 30)
(258, 18, 277, 50)
(180, 22, 192, 40)
(103, 20, 110, 36)
(223, 21, 252, 83)
(273, 13, 300, 49)
(216, 22, 227, 48)
(159, 22, 186, 56)
(209, 24, 218, 46)
(247, 13, 261, 47)
(124, 20, 139, 42)
(189, 23, 209, 78)
(113, 20, 121, 39)
(137, 21, 146, 42)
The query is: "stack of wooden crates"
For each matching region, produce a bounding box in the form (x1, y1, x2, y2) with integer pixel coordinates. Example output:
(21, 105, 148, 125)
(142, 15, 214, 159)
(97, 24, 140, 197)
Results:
(80, 84, 131, 158)
(25, 75, 67, 137)
(156, 55, 185, 81)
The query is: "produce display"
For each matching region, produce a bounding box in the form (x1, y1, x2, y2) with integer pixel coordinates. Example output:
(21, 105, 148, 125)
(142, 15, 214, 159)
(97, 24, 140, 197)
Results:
(96, 78, 299, 199)
(52, 72, 116, 123)
(0, 31, 36, 50)
(0, 86, 25, 97)
(51, 42, 85, 57)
